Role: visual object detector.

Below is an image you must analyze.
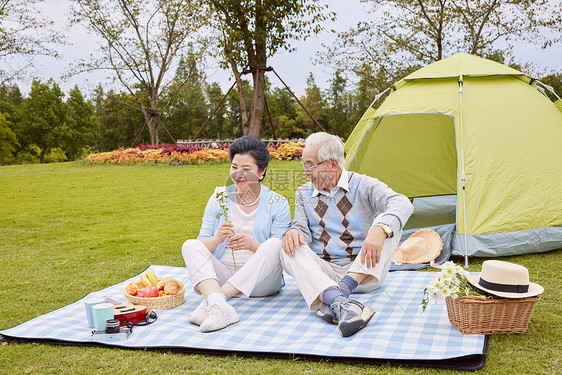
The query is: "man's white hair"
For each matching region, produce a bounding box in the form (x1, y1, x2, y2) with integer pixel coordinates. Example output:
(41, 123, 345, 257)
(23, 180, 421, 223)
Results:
(305, 132, 345, 167)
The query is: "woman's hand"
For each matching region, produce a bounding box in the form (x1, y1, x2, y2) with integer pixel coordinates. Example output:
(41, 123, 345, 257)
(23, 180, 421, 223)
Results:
(227, 233, 260, 252)
(213, 221, 235, 244)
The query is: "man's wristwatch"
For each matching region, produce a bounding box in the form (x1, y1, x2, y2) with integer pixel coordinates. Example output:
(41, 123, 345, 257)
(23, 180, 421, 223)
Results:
(376, 223, 393, 238)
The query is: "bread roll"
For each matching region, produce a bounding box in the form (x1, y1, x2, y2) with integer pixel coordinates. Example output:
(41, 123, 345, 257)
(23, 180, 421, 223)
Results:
(156, 277, 175, 290)
(163, 280, 179, 295)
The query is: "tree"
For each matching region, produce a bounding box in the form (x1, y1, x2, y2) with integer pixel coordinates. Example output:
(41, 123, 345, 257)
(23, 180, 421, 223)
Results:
(539, 73, 562, 102)
(324, 71, 354, 137)
(15, 80, 66, 163)
(163, 54, 209, 140)
(71, 0, 209, 145)
(223, 81, 250, 139)
(319, 0, 561, 83)
(0, 112, 17, 164)
(0, 83, 22, 162)
(0, 83, 21, 119)
(452, 0, 560, 54)
(204, 82, 229, 139)
(265, 86, 300, 139)
(92, 86, 147, 151)
(62, 86, 95, 160)
(0, 0, 62, 81)
(209, 0, 334, 137)
(296, 73, 326, 135)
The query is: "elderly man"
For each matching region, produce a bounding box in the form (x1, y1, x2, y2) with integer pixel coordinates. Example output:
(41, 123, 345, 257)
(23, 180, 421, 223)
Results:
(281, 132, 413, 337)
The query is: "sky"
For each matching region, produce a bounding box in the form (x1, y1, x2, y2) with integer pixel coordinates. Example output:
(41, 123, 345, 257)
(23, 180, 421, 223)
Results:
(11, 0, 562, 98)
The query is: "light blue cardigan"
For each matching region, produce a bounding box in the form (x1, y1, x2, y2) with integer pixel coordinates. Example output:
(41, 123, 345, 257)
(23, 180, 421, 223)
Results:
(197, 184, 291, 259)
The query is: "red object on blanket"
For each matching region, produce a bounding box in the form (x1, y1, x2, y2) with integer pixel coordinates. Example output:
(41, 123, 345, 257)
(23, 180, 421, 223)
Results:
(113, 303, 148, 326)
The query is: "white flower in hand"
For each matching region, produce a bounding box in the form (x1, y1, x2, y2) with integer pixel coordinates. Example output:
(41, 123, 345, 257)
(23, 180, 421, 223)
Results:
(213, 185, 236, 269)
(213, 186, 227, 201)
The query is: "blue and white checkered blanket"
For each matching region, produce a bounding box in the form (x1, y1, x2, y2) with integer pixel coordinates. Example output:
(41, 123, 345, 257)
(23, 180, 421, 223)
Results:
(1, 265, 485, 361)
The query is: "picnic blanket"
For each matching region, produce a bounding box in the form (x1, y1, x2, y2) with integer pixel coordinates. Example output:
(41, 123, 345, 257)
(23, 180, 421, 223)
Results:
(0, 265, 487, 370)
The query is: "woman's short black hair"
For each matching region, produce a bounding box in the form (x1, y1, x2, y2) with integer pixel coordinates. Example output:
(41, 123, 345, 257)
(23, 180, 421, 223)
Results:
(229, 136, 270, 176)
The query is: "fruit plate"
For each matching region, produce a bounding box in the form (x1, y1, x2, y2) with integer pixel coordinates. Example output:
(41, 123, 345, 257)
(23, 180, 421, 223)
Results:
(123, 281, 185, 310)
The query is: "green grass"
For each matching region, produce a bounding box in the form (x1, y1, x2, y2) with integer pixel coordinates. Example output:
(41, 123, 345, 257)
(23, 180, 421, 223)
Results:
(0, 162, 560, 374)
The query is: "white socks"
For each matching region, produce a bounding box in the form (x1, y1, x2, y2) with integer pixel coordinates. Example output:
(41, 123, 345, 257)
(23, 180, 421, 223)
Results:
(206, 292, 227, 305)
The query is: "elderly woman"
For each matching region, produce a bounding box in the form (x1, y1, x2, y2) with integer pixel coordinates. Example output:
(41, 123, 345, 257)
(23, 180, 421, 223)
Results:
(182, 136, 291, 333)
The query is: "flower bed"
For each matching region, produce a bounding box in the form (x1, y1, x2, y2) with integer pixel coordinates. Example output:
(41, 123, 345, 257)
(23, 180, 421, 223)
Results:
(86, 142, 304, 165)
(268, 142, 304, 160)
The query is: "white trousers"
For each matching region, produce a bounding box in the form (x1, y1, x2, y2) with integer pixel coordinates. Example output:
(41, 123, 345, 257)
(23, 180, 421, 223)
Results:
(281, 228, 401, 311)
(182, 238, 283, 298)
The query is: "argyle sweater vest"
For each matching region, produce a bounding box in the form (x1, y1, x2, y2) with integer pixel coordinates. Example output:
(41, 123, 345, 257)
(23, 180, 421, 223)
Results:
(303, 173, 373, 266)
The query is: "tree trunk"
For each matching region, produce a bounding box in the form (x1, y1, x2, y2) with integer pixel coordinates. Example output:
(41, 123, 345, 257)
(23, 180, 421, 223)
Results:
(147, 96, 159, 145)
(247, 0, 266, 138)
(228, 55, 250, 135)
(223, 0, 268, 137)
(147, 116, 158, 145)
(248, 67, 266, 137)
(40, 146, 47, 163)
(235, 77, 250, 136)
(238, 82, 250, 136)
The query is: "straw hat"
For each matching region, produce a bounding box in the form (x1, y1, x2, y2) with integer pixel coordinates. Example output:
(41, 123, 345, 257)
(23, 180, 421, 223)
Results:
(392, 228, 443, 264)
(467, 260, 544, 298)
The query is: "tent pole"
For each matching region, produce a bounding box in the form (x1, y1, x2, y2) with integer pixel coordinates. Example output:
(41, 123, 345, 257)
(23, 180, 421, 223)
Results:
(461, 151, 468, 268)
(458, 74, 469, 268)
(535, 80, 562, 101)
(369, 86, 392, 108)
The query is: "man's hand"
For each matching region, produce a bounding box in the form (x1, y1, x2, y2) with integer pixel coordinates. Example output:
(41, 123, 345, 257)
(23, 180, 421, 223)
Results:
(360, 226, 387, 269)
(282, 228, 305, 256)
(227, 233, 259, 252)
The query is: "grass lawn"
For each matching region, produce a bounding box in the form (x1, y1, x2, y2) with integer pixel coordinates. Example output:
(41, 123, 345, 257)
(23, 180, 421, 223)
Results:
(0, 161, 560, 374)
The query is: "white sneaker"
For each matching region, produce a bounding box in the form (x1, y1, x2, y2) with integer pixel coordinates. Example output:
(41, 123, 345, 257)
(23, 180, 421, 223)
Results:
(189, 299, 208, 326)
(200, 302, 239, 333)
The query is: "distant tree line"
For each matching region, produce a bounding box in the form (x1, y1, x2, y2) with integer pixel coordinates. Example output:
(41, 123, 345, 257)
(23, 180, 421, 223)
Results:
(1, 60, 559, 165)
(0, 62, 392, 164)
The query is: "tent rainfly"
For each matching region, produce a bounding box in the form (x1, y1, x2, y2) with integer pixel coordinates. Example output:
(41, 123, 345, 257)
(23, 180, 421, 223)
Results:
(345, 53, 562, 265)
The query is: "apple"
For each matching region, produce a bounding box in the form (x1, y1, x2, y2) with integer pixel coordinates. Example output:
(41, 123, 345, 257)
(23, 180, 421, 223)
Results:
(142, 285, 159, 298)
(136, 289, 144, 298)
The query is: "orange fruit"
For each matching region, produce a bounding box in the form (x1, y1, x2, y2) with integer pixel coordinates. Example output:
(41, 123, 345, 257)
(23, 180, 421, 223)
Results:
(126, 282, 138, 296)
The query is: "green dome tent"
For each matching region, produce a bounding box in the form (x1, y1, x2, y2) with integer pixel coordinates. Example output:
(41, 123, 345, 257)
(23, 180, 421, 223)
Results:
(345, 53, 562, 265)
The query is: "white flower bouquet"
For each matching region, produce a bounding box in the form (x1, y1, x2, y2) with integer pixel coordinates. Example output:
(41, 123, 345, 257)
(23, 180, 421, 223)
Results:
(421, 261, 479, 311)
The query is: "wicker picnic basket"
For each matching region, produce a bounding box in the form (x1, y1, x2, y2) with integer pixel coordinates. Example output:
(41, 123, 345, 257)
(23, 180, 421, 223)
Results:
(445, 295, 539, 335)
(123, 281, 185, 310)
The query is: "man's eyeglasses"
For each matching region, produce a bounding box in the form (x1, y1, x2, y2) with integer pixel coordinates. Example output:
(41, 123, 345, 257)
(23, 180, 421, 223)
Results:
(301, 159, 330, 172)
